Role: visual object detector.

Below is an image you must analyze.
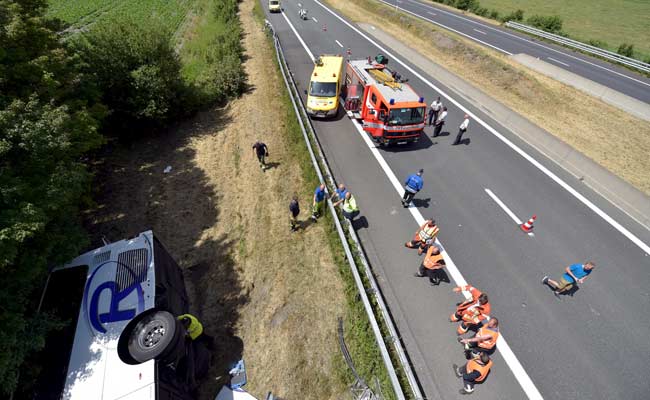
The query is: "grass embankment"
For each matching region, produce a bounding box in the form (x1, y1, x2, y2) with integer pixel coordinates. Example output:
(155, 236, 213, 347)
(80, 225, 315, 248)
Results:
(82, 0, 393, 399)
(327, 0, 650, 195)
(475, 0, 650, 61)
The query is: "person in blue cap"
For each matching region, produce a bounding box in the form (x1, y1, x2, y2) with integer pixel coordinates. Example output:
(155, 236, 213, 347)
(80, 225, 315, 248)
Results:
(402, 169, 424, 207)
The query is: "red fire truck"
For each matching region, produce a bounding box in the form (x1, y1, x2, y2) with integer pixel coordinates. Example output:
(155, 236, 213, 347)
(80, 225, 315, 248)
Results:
(343, 55, 426, 145)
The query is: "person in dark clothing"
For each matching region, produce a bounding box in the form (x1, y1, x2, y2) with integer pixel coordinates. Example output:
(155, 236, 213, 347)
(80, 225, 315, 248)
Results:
(433, 106, 447, 137)
(252, 141, 269, 170)
(453, 352, 493, 394)
(289, 195, 300, 231)
(453, 114, 470, 146)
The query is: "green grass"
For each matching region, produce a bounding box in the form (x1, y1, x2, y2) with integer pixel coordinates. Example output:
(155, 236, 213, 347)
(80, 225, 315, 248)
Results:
(474, 0, 650, 60)
(47, 0, 195, 35)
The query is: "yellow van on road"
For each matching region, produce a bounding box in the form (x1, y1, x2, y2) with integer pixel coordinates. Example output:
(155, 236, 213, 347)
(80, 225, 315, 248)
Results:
(268, 0, 281, 12)
(306, 55, 344, 118)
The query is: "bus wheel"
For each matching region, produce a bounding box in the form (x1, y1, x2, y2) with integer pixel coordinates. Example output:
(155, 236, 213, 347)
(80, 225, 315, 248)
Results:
(118, 310, 184, 364)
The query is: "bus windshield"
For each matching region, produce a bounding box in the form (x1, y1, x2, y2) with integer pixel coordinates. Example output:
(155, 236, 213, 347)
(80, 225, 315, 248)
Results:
(310, 82, 337, 97)
(387, 107, 425, 125)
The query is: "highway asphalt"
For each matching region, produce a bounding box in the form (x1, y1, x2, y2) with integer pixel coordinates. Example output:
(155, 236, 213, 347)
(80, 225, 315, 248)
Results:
(262, 1, 650, 399)
(380, 0, 650, 105)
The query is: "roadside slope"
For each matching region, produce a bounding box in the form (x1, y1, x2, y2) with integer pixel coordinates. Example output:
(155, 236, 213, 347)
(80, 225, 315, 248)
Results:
(84, 0, 349, 399)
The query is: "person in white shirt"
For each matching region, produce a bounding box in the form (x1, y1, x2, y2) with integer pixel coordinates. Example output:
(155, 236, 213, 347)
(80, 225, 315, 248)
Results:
(453, 114, 470, 145)
(430, 97, 442, 125)
(433, 106, 447, 137)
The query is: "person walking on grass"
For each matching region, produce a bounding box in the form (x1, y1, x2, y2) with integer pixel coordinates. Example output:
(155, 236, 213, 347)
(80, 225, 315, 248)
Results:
(402, 169, 424, 207)
(453, 352, 493, 395)
(433, 106, 447, 137)
(543, 261, 595, 297)
(311, 183, 327, 221)
(414, 244, 446, 285)
(289, 195, 300, 231)
(252, 141, 269, 170)
(334, 192, 359, 222)
(453, 114, 470, 145)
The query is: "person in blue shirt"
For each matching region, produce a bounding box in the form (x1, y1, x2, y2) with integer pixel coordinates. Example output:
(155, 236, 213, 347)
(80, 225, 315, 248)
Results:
(402, 169, 424, 207)
(543, 261, 595, 296)
(331, 183, 348, 203)
(311, 183, 327, 221)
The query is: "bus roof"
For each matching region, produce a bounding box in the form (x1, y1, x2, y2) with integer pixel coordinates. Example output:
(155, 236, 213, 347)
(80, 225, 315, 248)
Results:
(55, 231, 158, 400)
(312, 55, 344, 83)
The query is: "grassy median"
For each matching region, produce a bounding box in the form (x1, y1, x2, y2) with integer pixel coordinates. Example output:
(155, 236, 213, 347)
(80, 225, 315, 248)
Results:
(326, 0, 650, 196)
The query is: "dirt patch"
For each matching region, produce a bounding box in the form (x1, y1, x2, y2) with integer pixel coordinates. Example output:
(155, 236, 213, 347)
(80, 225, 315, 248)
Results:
(84, 0, 347, 399)
(326, 0, 650, 195)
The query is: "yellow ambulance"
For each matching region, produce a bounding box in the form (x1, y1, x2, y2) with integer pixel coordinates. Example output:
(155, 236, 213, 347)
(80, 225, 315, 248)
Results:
(268, 0, 281, 13)
(306, 55, 344, 118)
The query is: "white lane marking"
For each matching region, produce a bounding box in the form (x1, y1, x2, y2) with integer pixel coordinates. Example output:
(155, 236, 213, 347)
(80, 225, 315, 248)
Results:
(335, 39, 344, 48)
(473, 28, 487, 35)
(427, 11, 436, 16)
(281, 10, 314, 61)
(485, 189, 534, 237)
(282, 10, 543, 399)
(312, 17, 318, 22)
(375, 0, 512, 55)
(313, 0, 650, 256)
(406, 0, 650, 88)
(547, 57, 570, 67)
(352, 118, 542, 398)
(485, 189, 523, 224)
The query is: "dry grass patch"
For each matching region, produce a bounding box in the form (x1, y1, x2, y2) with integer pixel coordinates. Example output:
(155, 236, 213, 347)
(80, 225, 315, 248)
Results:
(326, 0, 650, 195)
(85, 0, 348, 399)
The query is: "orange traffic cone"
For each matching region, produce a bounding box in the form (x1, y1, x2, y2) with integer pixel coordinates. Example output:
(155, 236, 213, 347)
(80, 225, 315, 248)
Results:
(521, 215, 536, 232)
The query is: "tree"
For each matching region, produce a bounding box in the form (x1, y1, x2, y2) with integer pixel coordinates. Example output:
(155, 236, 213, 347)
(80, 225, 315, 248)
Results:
(0, 0, 103, 394)
(72, 17, 187, 137)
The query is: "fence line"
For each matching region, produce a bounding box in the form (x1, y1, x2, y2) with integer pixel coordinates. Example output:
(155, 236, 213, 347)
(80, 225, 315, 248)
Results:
(505, 21, 650, 73)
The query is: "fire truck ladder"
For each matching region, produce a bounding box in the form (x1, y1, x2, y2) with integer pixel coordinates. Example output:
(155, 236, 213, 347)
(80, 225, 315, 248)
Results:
(367, 68, 401, 89)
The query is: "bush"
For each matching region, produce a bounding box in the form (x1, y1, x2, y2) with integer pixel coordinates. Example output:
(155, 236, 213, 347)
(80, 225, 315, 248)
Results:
(475, 7, 489, 17)
(489, 9, 500, 19)
(587, 39, 609, 49)
(500, 9, 524, 22)
(526, 14, 563, 34)
(456, 0, 479, 11)
(73, 18, 187, 136)
(617, 43, 634, 58)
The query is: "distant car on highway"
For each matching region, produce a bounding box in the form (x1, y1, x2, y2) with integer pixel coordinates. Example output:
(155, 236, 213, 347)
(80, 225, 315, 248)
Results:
(268, 0, 281, 13)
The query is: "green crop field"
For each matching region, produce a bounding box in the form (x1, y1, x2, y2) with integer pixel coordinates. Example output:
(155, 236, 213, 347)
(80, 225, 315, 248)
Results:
(47, 0, 195, 33)
(476, 0, 650, 59)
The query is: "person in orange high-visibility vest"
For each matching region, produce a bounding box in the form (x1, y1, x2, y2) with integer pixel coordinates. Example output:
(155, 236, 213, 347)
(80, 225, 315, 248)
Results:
(405, 219, 439, 255)
(458, 317, 499, 356)
(453, 352, 493, 394)
(450, 284, 491, 335)
(414, 244, 446, 285)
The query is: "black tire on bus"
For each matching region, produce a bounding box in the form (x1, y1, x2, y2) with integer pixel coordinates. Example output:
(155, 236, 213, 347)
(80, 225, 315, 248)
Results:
(118, 309, 185, 365)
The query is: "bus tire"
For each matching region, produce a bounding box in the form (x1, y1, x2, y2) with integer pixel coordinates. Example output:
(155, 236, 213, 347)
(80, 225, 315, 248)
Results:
(118, 310, 182, 365)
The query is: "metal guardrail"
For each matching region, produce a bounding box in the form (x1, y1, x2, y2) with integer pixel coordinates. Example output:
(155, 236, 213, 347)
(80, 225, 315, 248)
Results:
(505, 21, 650, 73)
(266, 18, 424, 400)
